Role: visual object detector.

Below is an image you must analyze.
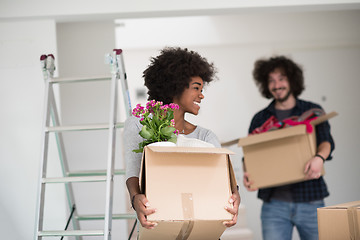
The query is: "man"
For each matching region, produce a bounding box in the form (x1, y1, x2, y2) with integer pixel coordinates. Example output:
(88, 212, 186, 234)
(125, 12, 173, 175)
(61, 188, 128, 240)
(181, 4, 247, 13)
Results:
(243, 56, 334, 240)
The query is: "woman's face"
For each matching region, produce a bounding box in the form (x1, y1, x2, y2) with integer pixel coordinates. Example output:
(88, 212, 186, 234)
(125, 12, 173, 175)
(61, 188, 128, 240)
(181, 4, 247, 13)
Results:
(173, 76, 204, 115)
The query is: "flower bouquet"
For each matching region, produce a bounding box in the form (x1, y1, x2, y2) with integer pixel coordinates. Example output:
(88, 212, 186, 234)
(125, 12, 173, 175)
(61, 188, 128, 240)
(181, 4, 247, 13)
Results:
(132, 100, 179, 153)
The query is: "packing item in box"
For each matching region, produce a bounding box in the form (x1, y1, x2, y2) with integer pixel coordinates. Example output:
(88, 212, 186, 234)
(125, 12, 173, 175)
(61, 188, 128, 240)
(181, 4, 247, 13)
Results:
(138, 146, 237, 240)
(238, 111, 337, 189)
(318, 201, 360, 240)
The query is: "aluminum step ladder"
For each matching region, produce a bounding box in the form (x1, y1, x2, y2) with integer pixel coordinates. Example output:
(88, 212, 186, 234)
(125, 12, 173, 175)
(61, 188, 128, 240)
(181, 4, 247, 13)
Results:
(34, 49, 135, 240)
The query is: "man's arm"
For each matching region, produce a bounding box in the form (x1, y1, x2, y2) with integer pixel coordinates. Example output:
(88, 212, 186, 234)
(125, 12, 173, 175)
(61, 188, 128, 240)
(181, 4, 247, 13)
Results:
(242, 161, 258, 191)
(316, 141, 331, 161)
(304, 141, 331, 179)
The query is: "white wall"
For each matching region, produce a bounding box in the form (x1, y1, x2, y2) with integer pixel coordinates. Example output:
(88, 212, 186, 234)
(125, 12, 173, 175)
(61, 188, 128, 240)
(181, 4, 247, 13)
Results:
(1, 0, 359, 21)
(0, 20, 62, 240)
(1, 2, 360, 240)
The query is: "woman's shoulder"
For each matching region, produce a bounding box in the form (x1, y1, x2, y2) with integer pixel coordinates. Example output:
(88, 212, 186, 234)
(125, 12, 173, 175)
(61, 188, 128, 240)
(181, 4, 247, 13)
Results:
(194, 125, 212, 134)
(125, 115, 140, 124)
(192, 125, 221, 147)
(124, 116, 142, 132)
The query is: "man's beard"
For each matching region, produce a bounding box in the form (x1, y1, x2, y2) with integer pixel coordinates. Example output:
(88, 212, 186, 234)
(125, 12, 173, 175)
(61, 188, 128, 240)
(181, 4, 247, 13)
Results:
(273, 88, 292, 103)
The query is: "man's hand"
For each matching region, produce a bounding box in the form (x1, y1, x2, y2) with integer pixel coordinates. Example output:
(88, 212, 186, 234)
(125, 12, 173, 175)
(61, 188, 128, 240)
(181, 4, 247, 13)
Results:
(223, 190, 241, 227)
(133, 194, 157, 229)
(304, 156, 324, 180)
(243, 172, 258, 191)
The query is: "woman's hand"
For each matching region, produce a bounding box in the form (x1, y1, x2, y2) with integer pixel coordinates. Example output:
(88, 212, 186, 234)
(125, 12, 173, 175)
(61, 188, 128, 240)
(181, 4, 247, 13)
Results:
(243, 172, 258, 191)
(223, 189, 241, 227)
(132, 194, 157, 229)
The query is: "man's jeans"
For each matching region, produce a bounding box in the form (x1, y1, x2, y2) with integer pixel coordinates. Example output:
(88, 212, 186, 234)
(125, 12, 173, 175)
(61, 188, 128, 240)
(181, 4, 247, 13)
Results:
(261, 199, 324, 240)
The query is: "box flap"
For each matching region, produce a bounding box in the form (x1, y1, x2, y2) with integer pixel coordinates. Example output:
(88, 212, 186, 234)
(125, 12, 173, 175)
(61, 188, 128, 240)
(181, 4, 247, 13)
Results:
(227, 157, 238, 193)
(237, 111, 337, 147)
(238, 124, 306, 147)
(139, 150, 146, 194)
(221, 139, 240, 147)
(146, 145, 235, 155)
(321, 201, 360, 210)
(310, 111, 338, 126)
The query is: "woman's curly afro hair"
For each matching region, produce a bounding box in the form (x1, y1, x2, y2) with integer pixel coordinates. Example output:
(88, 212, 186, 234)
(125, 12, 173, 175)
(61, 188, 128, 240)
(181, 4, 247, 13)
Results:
(143, 47, 217, 104)
(253, 56, 305, 99)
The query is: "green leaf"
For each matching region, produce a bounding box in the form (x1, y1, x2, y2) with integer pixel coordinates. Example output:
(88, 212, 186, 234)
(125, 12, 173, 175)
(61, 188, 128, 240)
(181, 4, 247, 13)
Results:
(160, 126, 176, 137)
(168, 134, 177, 143)
(139, 125, 154, 139)
(167, 110, 174, 120)
(132, 139, 154, 153)
(153, 115, 160, 127)
(132, 148, 143, 153)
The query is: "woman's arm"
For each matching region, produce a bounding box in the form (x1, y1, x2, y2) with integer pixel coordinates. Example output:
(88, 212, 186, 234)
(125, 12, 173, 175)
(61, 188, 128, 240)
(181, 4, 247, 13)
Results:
(223, 187, 241, 227)
(126, 177, 157, 229)
(124, 117, 157, 229)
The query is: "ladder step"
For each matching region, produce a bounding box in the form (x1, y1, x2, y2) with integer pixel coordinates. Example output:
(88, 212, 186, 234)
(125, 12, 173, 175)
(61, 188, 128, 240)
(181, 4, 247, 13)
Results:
(77, 213, 137, 221)
(49, 75, 111, 83)
(46, 122, 124, 132)
(68, 169, 126, 177)
(38, 229, 104, 236)
(42, 176, 107, 183)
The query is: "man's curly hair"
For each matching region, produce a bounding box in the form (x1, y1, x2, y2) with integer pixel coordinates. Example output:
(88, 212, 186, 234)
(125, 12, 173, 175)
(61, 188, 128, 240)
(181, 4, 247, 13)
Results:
(143, 47, 217, 104)
(253, 56, 305, 99)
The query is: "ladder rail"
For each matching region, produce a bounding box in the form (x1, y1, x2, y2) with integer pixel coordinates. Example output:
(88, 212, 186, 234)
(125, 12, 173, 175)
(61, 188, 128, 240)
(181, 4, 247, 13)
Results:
(45, 122, 125, 132)
(38, 230, 104, 237)
(67, 169, 126, 176)
(42, 176, 107, 183)
(103, 50, 120, 240)
(35, 56, 83, 240)
(35, 72, 83, 239)
(34, 78, 51, 240)
(48, 84, 82, 240)
(77, 213, 136, 221)
(115, 50, 132, 117)
(49, 75, 111, 84)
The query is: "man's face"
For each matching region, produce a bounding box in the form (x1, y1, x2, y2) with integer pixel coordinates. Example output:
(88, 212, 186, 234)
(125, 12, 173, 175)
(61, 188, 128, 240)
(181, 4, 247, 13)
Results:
(268, 69, 292, 102)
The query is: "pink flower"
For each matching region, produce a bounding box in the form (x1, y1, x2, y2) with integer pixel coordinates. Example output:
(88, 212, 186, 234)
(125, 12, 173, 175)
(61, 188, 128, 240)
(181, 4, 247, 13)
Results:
(132, 103, 145, 118)
(146, 100, 156, 110)
(160, 105, 169, 110)
(170, 119, 175, 127)
(169, 103, 179, 110)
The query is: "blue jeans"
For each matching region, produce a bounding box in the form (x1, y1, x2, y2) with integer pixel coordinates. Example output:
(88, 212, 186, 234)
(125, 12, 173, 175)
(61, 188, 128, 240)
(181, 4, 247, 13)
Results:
(261, 199, 324, 240)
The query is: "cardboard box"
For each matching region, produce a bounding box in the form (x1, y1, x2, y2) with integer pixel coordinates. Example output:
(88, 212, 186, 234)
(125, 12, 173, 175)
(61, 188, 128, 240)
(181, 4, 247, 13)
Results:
(238, 111, 337, 189)
(318, 201, 360, 240)
(138, 146, 237, 240)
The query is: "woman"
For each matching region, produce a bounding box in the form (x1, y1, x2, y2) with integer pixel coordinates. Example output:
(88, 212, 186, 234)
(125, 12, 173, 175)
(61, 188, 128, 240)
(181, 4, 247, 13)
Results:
(125, 47, 240, 230)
